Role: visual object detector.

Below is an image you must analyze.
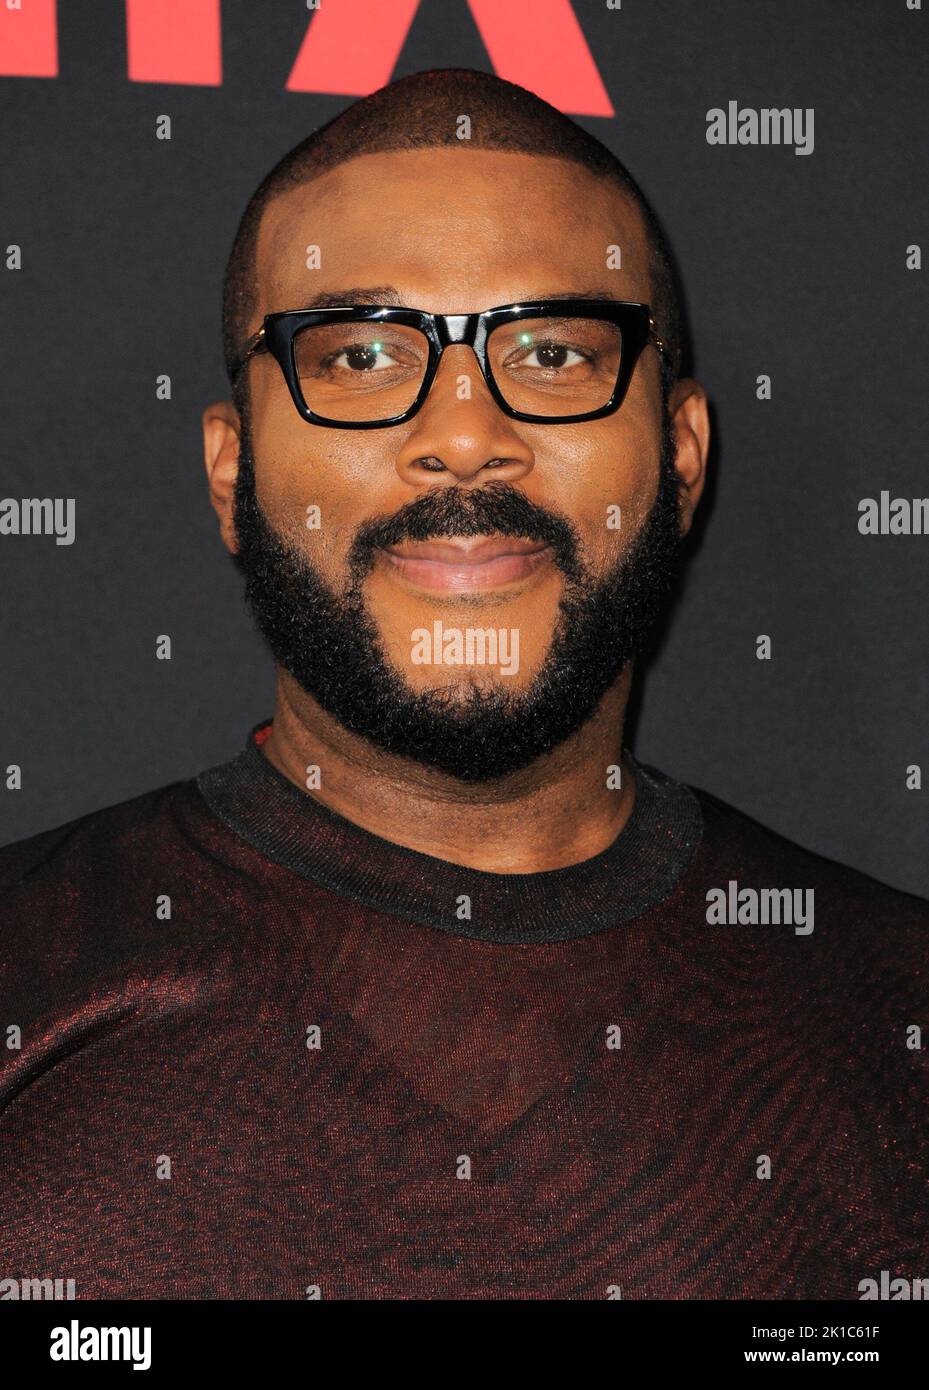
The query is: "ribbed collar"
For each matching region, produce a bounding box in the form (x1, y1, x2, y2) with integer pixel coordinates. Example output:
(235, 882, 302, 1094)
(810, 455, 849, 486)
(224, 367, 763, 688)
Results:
(195, 720, 703, 944)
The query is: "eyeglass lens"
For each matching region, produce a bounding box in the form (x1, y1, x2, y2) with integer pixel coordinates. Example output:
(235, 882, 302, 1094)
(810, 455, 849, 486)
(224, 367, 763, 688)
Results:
(291, 316, 625, 421)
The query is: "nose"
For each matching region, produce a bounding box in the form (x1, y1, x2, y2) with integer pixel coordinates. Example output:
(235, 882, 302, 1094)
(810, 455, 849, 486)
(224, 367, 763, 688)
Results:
(393, 344, 536, 488)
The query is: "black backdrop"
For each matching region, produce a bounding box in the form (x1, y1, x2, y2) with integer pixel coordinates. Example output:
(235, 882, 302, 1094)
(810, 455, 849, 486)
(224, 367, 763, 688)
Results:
(1, 0, 926, 896)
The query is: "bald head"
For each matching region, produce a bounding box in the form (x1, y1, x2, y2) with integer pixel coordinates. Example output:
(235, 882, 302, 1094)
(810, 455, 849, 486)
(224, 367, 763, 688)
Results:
(221, 67, 685, 408)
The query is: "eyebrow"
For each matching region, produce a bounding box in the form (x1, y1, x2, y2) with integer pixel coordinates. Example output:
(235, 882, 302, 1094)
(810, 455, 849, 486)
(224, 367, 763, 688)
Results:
(290, 286, 627, 311)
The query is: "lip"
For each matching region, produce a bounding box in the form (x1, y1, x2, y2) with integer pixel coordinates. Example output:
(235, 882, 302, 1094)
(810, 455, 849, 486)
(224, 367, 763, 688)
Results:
(379, 536, 553, 593)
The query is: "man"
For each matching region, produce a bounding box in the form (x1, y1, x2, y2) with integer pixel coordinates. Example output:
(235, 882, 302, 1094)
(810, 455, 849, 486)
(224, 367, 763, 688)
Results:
(1, 68, 926, 1301)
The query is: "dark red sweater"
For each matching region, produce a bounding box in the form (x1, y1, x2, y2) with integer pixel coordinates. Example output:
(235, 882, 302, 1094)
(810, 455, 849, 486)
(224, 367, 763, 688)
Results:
(1, 721, 927, 1299)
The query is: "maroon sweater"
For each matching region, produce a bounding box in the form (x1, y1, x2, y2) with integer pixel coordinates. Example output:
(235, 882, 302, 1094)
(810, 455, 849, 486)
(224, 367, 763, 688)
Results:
(1, 720, 927, 1300)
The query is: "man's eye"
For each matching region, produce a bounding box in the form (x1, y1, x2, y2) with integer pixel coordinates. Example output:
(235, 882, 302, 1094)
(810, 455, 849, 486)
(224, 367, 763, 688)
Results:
(333, 343, 398, 371)
(519, 342, 588, 370)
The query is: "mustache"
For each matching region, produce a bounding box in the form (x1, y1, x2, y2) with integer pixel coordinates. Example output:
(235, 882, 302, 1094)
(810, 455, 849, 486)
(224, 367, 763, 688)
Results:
(347, 480, 584, 583)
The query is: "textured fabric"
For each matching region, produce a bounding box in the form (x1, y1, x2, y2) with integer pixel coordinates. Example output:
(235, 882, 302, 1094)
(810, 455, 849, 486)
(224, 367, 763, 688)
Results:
(196, 722, 704, 945)
(0, 720, 927, 1300)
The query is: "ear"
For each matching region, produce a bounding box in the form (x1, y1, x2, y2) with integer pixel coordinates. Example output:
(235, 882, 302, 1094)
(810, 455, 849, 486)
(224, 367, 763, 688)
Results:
(666, 378, 710, 537)
(202, 399, 242, 554)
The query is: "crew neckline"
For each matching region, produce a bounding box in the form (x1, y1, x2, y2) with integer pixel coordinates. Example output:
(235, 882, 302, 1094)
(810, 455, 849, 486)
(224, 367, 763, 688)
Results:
(195, 719, 703, 944)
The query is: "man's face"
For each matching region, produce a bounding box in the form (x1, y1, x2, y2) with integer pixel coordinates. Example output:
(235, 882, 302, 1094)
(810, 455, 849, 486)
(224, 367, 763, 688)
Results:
(226, 149, 690, 781)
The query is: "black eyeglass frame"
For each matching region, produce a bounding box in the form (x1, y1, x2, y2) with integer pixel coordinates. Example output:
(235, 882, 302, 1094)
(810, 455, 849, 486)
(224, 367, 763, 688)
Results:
(229, 299, 668, 429)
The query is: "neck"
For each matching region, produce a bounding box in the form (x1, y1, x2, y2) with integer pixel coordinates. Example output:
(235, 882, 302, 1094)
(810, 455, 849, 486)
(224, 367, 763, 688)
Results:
(259, 668, 637, 874)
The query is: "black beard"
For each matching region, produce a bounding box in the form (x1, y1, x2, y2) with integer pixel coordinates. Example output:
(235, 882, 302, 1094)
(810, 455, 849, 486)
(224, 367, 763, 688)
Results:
(230, 415, 683, 782)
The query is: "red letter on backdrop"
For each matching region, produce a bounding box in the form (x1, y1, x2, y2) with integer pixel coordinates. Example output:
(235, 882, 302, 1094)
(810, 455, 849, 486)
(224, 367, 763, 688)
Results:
(0, 0, 609, 113)
(126, 0, 221, 86)
(0, 0, 220, 85)
(286, 0, 613, 117)
(0, 0, 58, 78)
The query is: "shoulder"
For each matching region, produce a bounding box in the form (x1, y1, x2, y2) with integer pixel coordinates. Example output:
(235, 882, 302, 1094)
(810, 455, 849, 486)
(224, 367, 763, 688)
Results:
(0, 777, 194, 896)
(686, 779, 929, 924)
(0, 776, 239, 1115)
(0, 777, 217, 991)
(678, 779, 929, 1038)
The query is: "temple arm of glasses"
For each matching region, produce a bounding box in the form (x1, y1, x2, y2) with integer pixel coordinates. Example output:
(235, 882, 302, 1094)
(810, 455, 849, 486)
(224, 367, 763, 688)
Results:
(229, 325, 267, 379)
(648, 316, 669, 359)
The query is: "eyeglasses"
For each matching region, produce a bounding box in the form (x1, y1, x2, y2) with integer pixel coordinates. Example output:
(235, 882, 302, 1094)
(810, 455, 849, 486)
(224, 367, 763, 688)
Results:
(229, 299, 668, 429)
